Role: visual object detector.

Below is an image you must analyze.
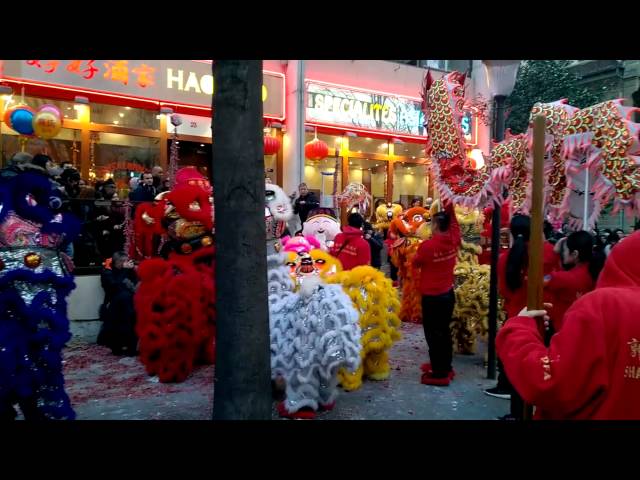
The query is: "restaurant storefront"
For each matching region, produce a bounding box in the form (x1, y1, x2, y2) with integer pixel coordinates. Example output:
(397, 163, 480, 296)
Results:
(301, 77, 479, 218)
(0, 60, 286, 194)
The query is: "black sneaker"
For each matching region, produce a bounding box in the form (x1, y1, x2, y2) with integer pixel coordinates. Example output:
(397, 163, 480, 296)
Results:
(497, 414, 519, 421)
(484, 386, 511, 400)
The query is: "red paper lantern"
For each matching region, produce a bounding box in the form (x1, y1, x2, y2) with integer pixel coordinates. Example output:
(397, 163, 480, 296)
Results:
(264, 135, 281, 155)
(305, 138, 329, 160)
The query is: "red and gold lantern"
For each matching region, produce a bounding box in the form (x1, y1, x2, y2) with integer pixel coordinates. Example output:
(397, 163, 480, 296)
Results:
(264, 135, 281, 155)
(305, 138, 329, 160)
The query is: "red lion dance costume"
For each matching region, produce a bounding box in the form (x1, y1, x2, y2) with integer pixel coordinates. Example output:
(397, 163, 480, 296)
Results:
(133, 167, 215, 383)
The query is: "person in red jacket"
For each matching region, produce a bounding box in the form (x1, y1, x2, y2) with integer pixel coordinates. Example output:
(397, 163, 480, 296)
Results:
(496, 230, 640, 420)
(330, 212, 371, 271)
(544, 231, 605, 332)
(412, 200, 461, 386)
(485, 214, 559, 418)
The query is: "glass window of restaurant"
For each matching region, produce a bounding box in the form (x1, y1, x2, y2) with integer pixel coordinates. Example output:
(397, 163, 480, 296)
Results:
(304, 132, 343, 204)
(393, 161, 431, 209)
(0, 92, 166, 272)
(2, 95, 83, 168)
(302, 129, 432, 215)
(93, 132, 161, 198)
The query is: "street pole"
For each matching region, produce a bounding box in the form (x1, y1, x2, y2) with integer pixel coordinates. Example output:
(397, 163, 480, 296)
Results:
(487, 94, 507, 380)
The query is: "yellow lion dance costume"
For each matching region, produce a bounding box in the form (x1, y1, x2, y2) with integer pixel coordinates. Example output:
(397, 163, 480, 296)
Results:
(374, 202, 403, 232)
(326, 266, 401, 391)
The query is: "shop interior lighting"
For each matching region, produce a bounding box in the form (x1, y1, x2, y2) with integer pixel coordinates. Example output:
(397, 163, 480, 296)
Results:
(380, 143, 388, 149)
(119, 112, 125, 118)
(125, 107, 132, 110)
(113, 120, 119, 125)
(200, 144, 205, 147)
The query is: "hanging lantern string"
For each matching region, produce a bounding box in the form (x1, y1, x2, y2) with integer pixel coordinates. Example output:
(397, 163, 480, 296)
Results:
(122, 199, 133, 257)
(168, 119, 179, 189)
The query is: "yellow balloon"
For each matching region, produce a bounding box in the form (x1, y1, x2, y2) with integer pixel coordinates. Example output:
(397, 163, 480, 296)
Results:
(32, 110, 62, 139)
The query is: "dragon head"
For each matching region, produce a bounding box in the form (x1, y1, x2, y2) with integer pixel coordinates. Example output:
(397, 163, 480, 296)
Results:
(422, 71, 493, 208)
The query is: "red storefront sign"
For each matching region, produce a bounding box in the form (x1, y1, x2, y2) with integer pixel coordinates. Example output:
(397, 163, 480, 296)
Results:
(1, 60, 285, 120)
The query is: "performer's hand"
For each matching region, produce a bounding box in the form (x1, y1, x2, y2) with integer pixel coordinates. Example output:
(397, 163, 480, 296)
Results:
(518, 303, 552, 330)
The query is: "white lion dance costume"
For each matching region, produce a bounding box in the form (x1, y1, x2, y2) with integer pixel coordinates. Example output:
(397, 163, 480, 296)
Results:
(267, 253, 361, 419)
(279, 237, 402, 392)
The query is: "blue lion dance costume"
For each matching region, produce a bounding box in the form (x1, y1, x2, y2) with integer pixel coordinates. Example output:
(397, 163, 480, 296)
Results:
(0, 170, 80, 420)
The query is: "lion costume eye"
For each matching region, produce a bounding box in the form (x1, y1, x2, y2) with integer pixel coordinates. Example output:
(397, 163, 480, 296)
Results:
(413, 214, 423, 223)
(265, 190, 276, 202)
(189, 201, 201, 211)
(314, 259, 326, 265)
(25, 194, 37, 207)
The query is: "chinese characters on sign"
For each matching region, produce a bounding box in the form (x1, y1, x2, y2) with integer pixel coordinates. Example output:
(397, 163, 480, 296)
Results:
(10, 60, 286, 119)
(624, 338, 640, 380)
(26, 60, 155, 88)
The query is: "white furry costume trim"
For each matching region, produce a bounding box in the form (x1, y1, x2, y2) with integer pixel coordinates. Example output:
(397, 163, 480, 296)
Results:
(267, 253, 361, 413)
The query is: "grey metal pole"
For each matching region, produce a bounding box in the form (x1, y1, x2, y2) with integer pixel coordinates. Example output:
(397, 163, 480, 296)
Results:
(487, 94, 507, 380)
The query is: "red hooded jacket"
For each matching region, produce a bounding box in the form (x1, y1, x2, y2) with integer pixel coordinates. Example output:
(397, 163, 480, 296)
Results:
(496, 231, 640, 420)
(413, 202, 461, 296)
(330, 226, 371, 271)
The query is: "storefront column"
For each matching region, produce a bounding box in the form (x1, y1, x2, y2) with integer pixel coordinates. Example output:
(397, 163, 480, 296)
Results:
(282, 60, 305, 195)
(159, 114, 168, 171)
(471, 60, 492, 157)
(386, 159, 394, 202)
(77, 104, 91, 181)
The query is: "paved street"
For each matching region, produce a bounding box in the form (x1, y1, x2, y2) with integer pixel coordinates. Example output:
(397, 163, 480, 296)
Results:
(62, 322, 507, 420)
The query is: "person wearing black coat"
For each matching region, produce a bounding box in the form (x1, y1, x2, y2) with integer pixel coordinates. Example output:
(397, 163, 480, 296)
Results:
(292, 183, 320, 224)
(364, 221, 384, 269)
(96, 252, 139, 356)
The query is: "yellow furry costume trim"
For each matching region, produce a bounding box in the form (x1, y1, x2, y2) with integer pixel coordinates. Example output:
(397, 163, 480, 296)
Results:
(325, 266, 401, 391)
(451, 240, 505, 354)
